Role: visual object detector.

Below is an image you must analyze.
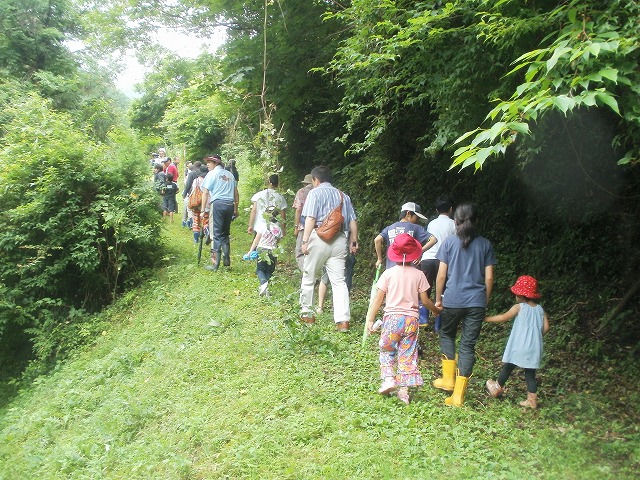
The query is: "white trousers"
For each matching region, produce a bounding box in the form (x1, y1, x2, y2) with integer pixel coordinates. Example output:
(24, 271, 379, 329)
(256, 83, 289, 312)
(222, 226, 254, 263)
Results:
(300, 230, 349, 323)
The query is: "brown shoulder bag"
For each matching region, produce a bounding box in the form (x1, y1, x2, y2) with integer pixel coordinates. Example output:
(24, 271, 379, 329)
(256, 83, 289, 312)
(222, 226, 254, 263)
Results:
(316, 191, 344, 242)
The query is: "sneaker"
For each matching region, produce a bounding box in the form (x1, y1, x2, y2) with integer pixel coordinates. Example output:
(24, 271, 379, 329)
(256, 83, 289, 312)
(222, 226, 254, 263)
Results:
(378, 378, 396, 395)
(397, 387, 410, 405)
(259, 282, 269, 296)
(486, 379, 505, 398)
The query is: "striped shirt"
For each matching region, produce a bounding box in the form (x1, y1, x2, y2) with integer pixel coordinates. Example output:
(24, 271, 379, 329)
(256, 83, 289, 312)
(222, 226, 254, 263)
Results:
(302, 182, 356, 233)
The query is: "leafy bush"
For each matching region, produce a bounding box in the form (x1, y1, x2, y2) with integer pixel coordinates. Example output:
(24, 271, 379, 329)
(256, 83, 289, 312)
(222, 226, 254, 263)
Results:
(0, 92, 162, 366)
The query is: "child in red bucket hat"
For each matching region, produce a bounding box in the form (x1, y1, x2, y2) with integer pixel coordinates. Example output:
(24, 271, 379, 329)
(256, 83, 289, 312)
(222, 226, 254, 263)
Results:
(365, 234, 442, 405)
(484, 275, 550, 408)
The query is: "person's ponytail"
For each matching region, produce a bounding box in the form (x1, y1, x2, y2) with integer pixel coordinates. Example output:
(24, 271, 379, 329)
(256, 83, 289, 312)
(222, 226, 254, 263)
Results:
(455, 202, 478, 248)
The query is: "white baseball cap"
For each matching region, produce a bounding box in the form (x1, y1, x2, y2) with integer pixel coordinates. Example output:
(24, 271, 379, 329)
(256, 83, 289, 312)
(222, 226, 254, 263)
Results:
(401, 202, 427, 220)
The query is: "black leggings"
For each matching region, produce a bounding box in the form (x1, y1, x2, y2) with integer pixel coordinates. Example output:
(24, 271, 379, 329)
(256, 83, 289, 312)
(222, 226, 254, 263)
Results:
(497, 363, 537, 393)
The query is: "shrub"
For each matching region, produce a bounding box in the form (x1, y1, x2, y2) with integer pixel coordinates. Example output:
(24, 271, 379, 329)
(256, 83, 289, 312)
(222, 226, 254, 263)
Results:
(0, 92, 162, 366)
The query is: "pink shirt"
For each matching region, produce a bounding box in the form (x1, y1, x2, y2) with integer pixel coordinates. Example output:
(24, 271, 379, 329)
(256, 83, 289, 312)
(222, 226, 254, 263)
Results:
(376, 265, 429, 317)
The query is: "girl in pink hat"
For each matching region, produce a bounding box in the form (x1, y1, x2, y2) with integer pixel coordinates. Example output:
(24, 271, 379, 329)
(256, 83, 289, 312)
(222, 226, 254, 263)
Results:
(365, 233, 442, 405)
(485, 275, 550, 408)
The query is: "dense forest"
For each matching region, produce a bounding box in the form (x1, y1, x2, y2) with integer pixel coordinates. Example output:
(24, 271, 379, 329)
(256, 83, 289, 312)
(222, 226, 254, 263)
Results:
(1, 0, 639, 380)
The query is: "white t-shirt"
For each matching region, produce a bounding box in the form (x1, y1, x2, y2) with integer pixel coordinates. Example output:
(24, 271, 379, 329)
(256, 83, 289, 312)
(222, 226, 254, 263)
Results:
(422, 214, 456, 261)
(251, 188, 287, 233)
(257, 222, 283, 250)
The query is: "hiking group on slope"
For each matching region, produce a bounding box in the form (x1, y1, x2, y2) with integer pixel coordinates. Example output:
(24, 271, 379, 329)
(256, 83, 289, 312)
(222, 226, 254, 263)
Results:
(153, 150, 550, 410)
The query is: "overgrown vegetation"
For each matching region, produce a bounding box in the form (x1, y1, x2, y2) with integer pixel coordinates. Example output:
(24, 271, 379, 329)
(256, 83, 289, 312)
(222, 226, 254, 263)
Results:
(0, 89, 162, 377)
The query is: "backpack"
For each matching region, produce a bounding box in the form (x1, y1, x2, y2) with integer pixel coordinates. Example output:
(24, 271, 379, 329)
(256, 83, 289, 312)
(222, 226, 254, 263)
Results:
(316, 191, 344, 242)
(188, 177, 203, 210)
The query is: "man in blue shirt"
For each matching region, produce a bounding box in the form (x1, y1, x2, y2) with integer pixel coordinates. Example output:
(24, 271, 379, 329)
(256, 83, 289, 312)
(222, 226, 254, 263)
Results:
(199, 154, 239, 271)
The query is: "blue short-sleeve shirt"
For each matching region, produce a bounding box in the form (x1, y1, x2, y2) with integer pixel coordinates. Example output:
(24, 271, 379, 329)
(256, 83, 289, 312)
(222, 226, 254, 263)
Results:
(436, 235, 496, 308)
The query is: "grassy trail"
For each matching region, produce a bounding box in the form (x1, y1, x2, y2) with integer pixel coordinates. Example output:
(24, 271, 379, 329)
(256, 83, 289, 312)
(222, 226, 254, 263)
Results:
(0, 202, 638, 479)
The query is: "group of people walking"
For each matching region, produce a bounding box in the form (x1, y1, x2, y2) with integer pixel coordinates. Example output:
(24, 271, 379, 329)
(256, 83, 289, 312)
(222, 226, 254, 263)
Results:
(366, 201, 550, 408)
(156, 152, 550, 410)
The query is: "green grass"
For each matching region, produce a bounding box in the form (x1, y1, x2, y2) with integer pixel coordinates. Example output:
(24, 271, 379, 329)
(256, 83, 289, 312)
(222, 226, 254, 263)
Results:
(0, 200, 639, 479)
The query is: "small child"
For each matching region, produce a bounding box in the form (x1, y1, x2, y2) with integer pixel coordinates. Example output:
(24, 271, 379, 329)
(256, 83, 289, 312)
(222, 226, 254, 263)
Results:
(162, 173, 179, 222)
(242, 208, 283, 297)
(485, 275, 550, 409)
(365, 233, 441, 405)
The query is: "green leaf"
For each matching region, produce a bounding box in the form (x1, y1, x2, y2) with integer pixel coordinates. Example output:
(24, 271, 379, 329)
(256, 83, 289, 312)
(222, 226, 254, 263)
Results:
(546, 47, 571, 72)
(599, 68, 618, 83)
(453, 128, 481, 145)
(595, 91, 620, 115)
(515, 82, 536, 98)
(581, 92, 598, 107)
(512, 48, 547, 65)
(552, 95, 575, 115)
(506, 122, 530, 135)
(451, 148, 476, 167)
(588, 43, 601, 57)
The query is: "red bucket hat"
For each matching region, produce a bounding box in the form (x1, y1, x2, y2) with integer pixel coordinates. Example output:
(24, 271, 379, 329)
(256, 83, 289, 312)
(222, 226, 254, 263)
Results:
(510, 275, 541, 299)
(387, 233, 422, 264)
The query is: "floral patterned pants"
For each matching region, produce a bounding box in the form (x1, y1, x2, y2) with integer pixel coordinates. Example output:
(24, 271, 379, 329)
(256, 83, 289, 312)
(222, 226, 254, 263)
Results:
(379, 314, 423, 387)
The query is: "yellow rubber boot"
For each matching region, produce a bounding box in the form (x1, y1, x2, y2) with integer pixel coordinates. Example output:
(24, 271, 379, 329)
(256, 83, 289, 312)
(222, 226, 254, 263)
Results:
(444, 372, 470, 407)
(432, 355, 456, 391)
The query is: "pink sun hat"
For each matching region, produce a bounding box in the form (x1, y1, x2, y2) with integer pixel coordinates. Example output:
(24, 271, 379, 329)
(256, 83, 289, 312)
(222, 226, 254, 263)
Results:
(387, 233, 422, 263)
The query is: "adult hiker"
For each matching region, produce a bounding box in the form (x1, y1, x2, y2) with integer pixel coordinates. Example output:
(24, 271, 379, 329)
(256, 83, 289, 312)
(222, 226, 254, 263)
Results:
(182, 161, 201, 228)
(247, 174, 287, 237)
(420, 195, 456, 298)
(188, 164, 209, 243)
(199, 154, 239, 271)
(292, 173, 314, 272)
(299, 165, 358, 332)
(433, 202, 496, 407)
(374, 202, 437, 271)
(157, 147, 168, 165)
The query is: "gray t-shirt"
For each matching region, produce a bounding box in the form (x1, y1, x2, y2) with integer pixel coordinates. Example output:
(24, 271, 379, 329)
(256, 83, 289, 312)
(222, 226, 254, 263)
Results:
(436, 234, 496, 308)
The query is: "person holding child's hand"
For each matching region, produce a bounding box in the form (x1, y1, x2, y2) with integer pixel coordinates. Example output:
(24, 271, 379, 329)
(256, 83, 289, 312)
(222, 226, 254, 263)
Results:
(433, 202, 496, 407)
(365, 234, 442, 405)
(484, 275, 550, 409)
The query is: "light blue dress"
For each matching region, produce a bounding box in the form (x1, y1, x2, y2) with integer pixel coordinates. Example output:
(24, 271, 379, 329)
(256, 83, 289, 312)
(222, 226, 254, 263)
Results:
(502, 303, 545, 369)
